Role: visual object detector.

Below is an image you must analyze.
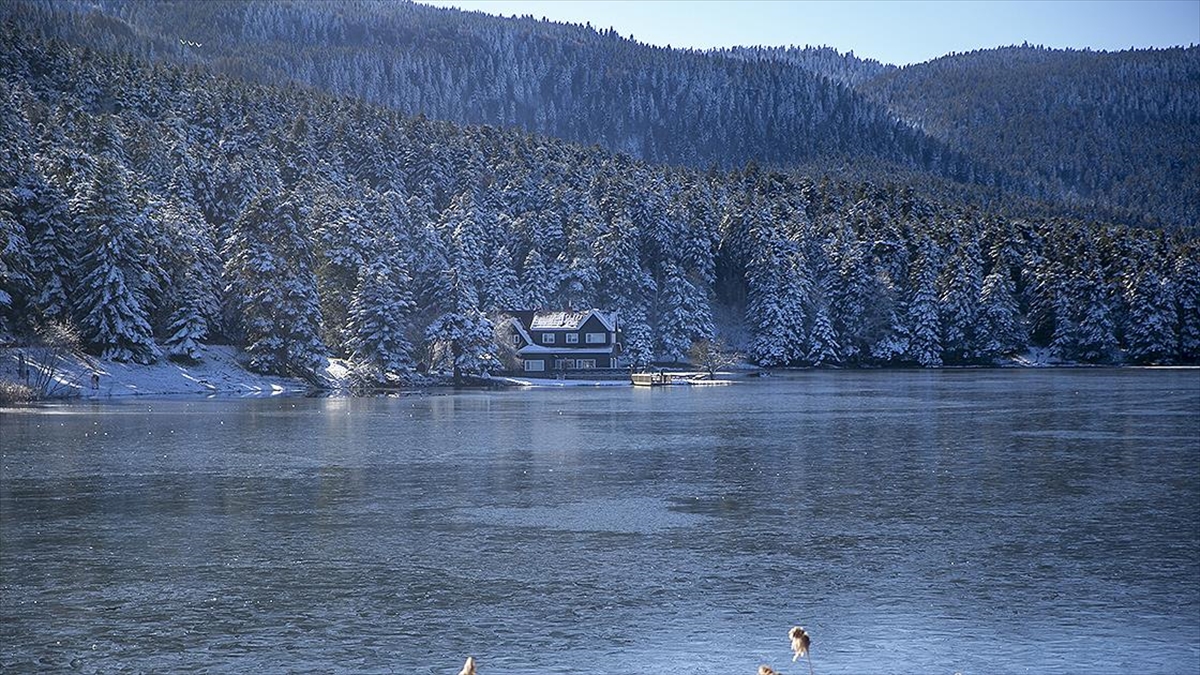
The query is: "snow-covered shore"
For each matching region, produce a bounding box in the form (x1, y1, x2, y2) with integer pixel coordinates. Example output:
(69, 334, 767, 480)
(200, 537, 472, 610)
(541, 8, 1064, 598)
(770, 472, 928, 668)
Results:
(1, 345, 314, 399)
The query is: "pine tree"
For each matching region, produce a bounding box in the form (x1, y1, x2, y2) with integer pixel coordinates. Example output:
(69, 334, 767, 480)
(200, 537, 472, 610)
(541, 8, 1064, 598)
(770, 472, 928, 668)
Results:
(481, 245, 522, 313)
(1075, 270, 1117, 363)
(656, 260, 713, 363)
(745, 217, 808, 367)
(1124, 266, 1177, 364)
(72, 156, 160, 363)
(163, 273, 210, 362)
(978, 238, 1026, 359)
(1173, 249, 1200, 362)
(906, 238, 943, 367)
(594, 213, 654, 366)
(347, 245, 415, 382)
(424, 267, 495, 383)
(0, 206, 31, 338)
(807, 289, 840, 366)
(223, 189, 327, 378)
(938, 232, 983, 363)
(23, 170, 75, 324)
(519, 245, 550, 309)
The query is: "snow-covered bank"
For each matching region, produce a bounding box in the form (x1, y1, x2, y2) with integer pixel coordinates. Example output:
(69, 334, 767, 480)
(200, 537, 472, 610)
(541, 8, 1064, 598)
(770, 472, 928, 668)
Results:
(492, 375, 630, 387)
(1, 345, 312, 399)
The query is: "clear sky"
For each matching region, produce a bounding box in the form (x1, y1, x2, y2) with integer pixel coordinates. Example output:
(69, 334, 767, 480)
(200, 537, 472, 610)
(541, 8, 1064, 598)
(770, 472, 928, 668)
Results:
(419, 0, 1200, 66)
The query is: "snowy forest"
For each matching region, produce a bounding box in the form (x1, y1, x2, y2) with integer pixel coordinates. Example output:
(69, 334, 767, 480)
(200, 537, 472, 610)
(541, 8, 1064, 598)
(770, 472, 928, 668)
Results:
(16, 0, 1199, 231)
(1, 4, 1198, 384)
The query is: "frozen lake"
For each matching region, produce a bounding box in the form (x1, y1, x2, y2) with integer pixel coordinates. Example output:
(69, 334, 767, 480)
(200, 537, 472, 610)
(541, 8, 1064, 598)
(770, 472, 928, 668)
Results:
(2, 369, 1198, 674)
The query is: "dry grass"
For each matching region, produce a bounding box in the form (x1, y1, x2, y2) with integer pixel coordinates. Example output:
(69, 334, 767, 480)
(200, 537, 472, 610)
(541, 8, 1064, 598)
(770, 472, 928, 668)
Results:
(0, 380, 36, 404)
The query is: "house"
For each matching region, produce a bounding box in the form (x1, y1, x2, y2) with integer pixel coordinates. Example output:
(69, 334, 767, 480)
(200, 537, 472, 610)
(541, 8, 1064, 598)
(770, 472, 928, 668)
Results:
(503, 309, 619, 375)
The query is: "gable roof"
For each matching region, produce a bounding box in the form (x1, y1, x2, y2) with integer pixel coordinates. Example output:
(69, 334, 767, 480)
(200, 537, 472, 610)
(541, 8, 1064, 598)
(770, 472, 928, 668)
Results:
(527, 309, 616, 332)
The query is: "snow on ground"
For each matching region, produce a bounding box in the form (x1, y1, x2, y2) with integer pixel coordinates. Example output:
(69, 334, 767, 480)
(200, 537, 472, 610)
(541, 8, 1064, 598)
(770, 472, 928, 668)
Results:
(1009, 346, 1058, 367)
(493, 375, 630, 387)
(1, 345, 310, 399)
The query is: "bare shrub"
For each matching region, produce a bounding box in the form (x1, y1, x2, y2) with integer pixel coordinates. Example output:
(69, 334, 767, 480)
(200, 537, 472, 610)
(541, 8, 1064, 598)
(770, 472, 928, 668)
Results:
(25, 321, 85, 399)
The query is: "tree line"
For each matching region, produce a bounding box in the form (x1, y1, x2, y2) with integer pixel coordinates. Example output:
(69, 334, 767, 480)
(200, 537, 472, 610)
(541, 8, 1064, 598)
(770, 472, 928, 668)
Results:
(1, 28, 1197, 385)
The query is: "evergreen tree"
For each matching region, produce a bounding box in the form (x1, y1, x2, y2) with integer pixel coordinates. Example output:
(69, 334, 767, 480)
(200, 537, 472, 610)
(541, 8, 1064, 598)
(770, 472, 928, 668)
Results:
(481, 244, 521, 313)
(1173, 249, 1200, 362)
(424, 267, 495, 383)
(158, 201, 220, 360)
(978, 237, 1026, 358)
(1124, 266, 1177, 364)
(745, 216, 809, 367)
(0, 206, 30, 337)
(24, 170, 75, 324)
(519, 245, 550, 309)
(807, 289, 840, 366)
(347, 245, 416, 382)
(938, 232, 983, 363)
(1075, 270, 1118, 363)
(223, 189, 327, 378)
(72, 156, 160, 363)
(906, 238, 943, 367)
(656, 260, 713, 363)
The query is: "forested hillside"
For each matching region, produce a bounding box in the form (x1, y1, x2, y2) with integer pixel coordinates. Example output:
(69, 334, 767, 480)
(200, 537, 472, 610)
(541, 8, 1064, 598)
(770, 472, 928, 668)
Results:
(862, 45, 1200, 230)
(6, 0, 1196, 231)
(4, 1, 1018, 196)
(2, 26, 1197, 383)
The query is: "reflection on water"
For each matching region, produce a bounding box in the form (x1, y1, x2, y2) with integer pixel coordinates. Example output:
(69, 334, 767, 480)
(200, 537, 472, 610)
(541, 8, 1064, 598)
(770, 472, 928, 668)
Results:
(2, 370, 1198, 674)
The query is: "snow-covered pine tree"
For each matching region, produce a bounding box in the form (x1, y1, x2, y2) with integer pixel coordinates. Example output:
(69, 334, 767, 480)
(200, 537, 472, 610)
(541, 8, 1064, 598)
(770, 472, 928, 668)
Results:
(72, 156, 160, 363)
(978, 237, 1027, 359)
(656, 260, 713, 363)
(1173, 248, 1200, 362)
(424, 266, 495, 383)
(347, 244, 416, 382)
(745, 215, 809, 367)
(1123, 266, 1177, 364)
(163, 270, 210, 362)
(223, 188, 326, 378)
(906, 237, 943, 367)
(1074, 270, 1118, 363)
(24, 170, 76, 325)
(594, 212, 654, 366)
(824, 223, 877, 363)
(519, 245, 550, 309)
(158, 200, 220, 361)
(482, 244, 522, 314)
(938, 229, 984, 363)
(807, 288, 840, 366)
(309, 186, 370, 355)
(0, 205, 31, 338)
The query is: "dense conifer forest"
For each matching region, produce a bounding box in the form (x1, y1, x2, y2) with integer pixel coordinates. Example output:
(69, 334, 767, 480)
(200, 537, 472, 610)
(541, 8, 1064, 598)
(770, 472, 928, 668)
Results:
(1, 2, 1197, 383)
(12, 0, 1198, 231)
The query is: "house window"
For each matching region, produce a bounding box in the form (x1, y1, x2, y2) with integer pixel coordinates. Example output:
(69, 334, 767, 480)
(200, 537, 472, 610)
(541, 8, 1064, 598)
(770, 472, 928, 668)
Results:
(576, 359, 596, 369)
(542, 333, 555, 344)
(524, 360, 545, 372)
(566, 333, 579, 344)
(512, 335, 522, 347)
(585, 332, 606, 344)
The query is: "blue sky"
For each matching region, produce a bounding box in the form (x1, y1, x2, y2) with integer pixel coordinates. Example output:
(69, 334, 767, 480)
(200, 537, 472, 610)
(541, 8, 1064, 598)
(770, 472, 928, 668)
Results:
(419, 0, 1200, 65)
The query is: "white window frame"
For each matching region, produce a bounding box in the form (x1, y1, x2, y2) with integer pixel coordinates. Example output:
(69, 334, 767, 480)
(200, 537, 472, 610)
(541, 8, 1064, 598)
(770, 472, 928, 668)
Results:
(576, 359, 596, 370)
(524, 360, 545, 372)
(542, 333, 555, 344)
(585, 332, 606, 344)
(566, 333, 579, 344)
